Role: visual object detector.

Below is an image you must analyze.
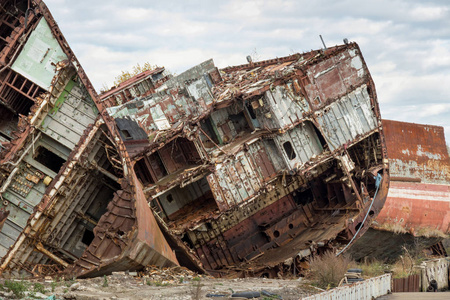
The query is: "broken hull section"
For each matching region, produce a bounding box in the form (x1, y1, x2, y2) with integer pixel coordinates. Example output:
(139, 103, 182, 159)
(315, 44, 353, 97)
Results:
(0, 1, 389, 278)
(351, 120, 450, 261)
(106, 43, 390, 276)
(0, 0, 178, 278)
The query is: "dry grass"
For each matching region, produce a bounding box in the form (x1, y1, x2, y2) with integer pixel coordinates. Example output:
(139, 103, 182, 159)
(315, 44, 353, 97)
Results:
(378, 222, 448, 238)
(415, 227, 448, 238)
(356, 258, 387, 278)
(308, 252, 352, 289)
(390, 246, 420, 279)
(377, 223, 408, 234)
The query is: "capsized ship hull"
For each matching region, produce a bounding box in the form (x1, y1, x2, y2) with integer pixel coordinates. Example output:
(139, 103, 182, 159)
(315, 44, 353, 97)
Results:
(0, 0, 389, 278)
(105, 43, 390, 277)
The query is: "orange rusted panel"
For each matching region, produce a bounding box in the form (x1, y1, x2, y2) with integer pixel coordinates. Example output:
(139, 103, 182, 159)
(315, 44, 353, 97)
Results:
(376, 120, 450, 234)
(383, 119, 450, 184)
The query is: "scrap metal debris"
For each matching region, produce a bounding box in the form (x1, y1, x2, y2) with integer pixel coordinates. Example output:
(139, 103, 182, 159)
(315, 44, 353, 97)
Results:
(0, 0, 390, 279)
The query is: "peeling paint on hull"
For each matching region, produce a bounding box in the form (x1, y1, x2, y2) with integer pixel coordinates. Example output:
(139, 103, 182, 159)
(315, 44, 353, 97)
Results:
(351, 120, 450, 261)
(0, 0, 390, 278)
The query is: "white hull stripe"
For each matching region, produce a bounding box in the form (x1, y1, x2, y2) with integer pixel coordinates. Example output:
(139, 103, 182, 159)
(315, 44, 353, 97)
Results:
(388, 187, 450, 202)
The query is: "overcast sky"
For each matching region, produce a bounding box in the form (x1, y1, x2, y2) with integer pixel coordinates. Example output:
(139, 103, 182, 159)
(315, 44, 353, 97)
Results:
(44, 0, 450, 144)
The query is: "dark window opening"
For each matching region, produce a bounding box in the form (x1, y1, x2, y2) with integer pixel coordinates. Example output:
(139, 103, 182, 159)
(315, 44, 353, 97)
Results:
(201, 117, 220, 145)
(178, 138, 202, 165)
(229, 111, 251, 133)
(0, 87, 34, 115)
(0, 70, 44, 116)
(181, 234, 194, 249)
(81, 229, 95, 245)
(121, 129, 132, 140)
(283, 141, 296, 160)
(148, 152, 168, 180)
(34, 146, 65, 173)
(292, 188, 314, 206)
(159, 178, 217, 222)
(0, 106, 18, 141)
(166, 194, 174, 203)
(0, 14, 17, 53)
(134, 152, 170, 185)
(246, 102, 257, 119)
(134, 158, 155, 185)
(310, 122, 327, 149)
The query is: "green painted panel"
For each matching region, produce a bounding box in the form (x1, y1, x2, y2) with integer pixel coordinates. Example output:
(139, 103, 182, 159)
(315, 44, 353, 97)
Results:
(49, 77, 76, 115)
(11, 18, 68, 90)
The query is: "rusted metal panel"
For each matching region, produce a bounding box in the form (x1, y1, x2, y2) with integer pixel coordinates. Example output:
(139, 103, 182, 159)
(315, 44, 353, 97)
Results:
(11, 18, 68, 90)
(304, 48, 367, 111)
(274, 123, 323, 169)
(107, 61, 215, 138)
(383, 119, 450, 185)
(212, 144, 276, 209)
(248, 140, 277, 180)
(375, 120, 450, 235)
(316, 85, 377, 151)
(392, 274, 420, 292)
(100, 68, 166, 107)
(264, 85, 311, 129)
(376, 181, 450, 234)
(206, 173, 229, 211)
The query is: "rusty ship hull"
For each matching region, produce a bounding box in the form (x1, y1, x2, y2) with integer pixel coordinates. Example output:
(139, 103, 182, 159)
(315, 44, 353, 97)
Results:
(0, 0, 177, 278)
(0, 0, 389, 278)
(104, 44, 390, 276)
(350, 120, 450, 261)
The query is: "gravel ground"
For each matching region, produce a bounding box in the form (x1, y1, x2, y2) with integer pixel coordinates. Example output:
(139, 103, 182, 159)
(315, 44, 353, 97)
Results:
(0, 273, 322, 300)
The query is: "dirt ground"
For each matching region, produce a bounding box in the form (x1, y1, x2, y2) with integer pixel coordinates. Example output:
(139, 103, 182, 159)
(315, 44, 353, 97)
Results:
(0, 272, 321, 300)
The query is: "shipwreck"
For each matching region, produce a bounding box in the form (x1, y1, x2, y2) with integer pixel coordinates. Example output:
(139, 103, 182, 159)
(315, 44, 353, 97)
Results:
(350, 120, 450, 261)
(0, 0, 389, 278)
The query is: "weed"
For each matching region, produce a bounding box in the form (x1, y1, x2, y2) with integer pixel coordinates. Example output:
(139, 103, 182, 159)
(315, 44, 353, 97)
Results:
(33, 282, 46, 294)
(65, 279, 75, 287)
(103, 275, 109, 287)
(179, 276, 184, 284)
(307, 251, 352, 289)
(192, 276, 201, 281)
(190, 282, 203, 300)
(51, 281, 57, 292)
(64, 288, 68, 293)
(356, 258, 386, 277)
(146, 280, 171, 286)
(4, 280, 28, 298)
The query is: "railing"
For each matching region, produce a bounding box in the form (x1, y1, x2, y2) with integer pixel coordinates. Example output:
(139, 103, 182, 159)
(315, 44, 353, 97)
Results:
(302, 274, 391, 300)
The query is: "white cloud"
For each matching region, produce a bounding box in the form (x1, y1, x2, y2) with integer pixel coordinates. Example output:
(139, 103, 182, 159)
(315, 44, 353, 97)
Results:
(410, 5, 448, 21)
(44, 0, 450, 143)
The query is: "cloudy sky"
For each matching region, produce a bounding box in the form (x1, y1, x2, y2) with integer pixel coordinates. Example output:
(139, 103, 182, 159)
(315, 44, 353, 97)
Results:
(44, 0, 450, 144)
